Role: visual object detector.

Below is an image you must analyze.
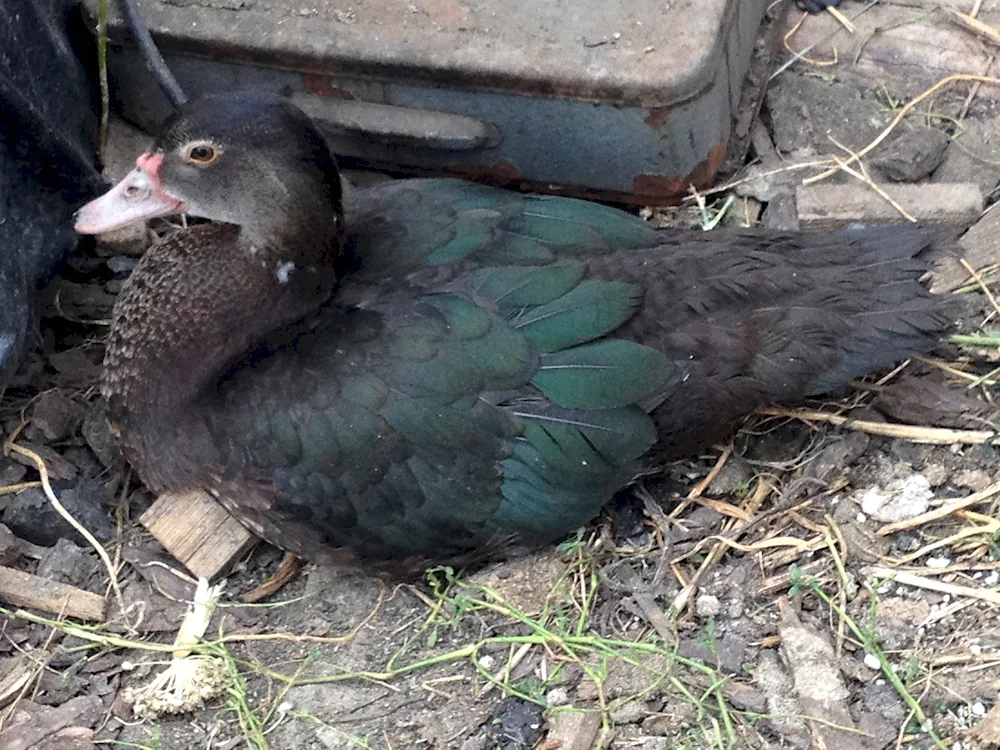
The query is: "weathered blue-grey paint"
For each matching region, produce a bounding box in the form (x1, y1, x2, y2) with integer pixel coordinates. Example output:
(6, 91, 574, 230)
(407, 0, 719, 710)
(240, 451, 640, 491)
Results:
(92, 0, 769, 204)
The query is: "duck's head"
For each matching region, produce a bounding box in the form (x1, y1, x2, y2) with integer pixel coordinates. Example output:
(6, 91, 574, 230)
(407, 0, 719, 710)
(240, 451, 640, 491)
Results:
(75, 92, 343, 257)
(72, 94, 349, 472)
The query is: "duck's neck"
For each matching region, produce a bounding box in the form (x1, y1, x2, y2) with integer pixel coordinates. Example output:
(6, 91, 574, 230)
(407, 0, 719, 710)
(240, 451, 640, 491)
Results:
(102, 221, 341, 489)
(238, 173, 342, 265)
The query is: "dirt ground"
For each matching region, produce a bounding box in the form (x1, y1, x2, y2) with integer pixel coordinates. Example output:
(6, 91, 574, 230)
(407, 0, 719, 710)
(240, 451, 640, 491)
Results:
(4, 1, 1000, 749)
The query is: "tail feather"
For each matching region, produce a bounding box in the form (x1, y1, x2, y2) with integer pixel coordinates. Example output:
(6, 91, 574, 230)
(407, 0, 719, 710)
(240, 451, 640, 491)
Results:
(591, 223, 958, 458)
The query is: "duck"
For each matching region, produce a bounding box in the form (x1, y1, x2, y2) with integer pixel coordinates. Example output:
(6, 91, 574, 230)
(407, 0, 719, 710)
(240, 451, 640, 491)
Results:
(74, 91, 952, 570)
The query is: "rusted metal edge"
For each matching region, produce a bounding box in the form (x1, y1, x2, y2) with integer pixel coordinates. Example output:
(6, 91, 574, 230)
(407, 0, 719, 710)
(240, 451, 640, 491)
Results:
(420, 141, 729, 206)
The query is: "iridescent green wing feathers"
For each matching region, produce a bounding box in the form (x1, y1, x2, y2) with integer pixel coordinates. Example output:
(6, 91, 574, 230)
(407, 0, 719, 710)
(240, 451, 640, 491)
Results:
(218, 181, 674, 557)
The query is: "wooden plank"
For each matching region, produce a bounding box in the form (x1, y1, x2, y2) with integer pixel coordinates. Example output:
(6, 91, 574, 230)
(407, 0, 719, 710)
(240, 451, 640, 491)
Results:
(0, 566, 105, 621)
(0, 655, 35, 708)
(797, 182, 982, 229)
(140, 490, 257, 579)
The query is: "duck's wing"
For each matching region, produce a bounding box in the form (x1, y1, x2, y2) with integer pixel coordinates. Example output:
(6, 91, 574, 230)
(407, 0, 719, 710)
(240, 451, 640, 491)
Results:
(207, 280, 673, 564)
(340, 178, 662, 285)
(208, 180, 952, 565)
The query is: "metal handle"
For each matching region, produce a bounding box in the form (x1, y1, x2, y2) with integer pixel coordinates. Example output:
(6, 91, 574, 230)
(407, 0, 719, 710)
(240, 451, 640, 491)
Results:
(291, 94, 503, 152)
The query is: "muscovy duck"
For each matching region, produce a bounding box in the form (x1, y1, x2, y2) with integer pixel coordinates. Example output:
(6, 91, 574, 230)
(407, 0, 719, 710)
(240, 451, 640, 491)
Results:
(74, 92, 951, 569)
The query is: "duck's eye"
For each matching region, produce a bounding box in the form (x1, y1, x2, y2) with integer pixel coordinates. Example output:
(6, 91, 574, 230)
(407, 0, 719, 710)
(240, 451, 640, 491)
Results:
(185, 143, 218, 165)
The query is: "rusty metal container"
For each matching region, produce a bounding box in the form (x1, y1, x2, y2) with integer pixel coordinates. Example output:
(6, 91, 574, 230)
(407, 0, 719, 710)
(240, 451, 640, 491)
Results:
(89, 0, 768, 204)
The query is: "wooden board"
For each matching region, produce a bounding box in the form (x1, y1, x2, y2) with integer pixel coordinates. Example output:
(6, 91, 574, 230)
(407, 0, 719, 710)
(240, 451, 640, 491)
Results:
(796, 182, 982, 229)
(0, 566, 105, 621)
(140, 490, 257, 579)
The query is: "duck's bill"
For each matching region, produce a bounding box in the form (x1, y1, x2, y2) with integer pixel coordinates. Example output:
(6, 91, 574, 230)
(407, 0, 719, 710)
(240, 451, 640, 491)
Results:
(74, 163, 182, 234)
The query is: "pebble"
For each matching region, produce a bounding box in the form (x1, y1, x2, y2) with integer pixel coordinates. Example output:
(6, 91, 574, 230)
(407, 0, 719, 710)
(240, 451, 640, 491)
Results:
(695, 594, 721, 619)
(3, 481, 113, 547)
(859, 475, 933, 523)
(28, 390, 83, 442)
(863, 653, 882, 670)
(922, 463, 950, 487)
(36, 538, 100, 588)
(873, 127, 950, 182)
(545, 687, 570, 707)
(954, 469, 993, 494)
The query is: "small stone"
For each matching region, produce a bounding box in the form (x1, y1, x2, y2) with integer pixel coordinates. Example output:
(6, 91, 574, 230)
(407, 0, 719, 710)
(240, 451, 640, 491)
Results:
(544, 711, 601, 750)
(926, 556, 951, 569)
(546, 687, 570, 707)
(761, 192, 800, 230)
(973, 702, 987, 717)
(609, 699, 644, 724)
(36, 538, 100, 589)
(460, 736, 488, 750)
(61, 447, 104, 480)
(28, 391, 83, 442)
(894, 533, 918, 553)
(734, 162, 800, 203)
(707, 456, 752, 497)
(859, 475, 934, 523)
(767, 75, 891, 156)
(0, 458, 27, 484)
(3, 480, 113, 547)
(34, 669, 89, 706)
(695, 594, 722, 618)
(873, 127, 950, 182)
(857, 711, 898, 749)
(954, 469, 993, 494)
(46, 347, 103, 385)
(922, 463, 950, 487)
(803, 432, 869, 484)
(864, 653, 882, 670)
(468, 550, 566, 616)
(484, 698, 544, 750)
(876, 597, 930, 650)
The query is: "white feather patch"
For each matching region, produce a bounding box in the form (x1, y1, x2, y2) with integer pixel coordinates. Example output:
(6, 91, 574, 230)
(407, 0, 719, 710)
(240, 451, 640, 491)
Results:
(276, 261, 296, 284)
